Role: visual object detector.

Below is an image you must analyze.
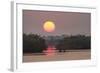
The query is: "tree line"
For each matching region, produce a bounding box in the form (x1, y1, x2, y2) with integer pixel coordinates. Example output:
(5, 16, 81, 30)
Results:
(23, 33, 91, 53)
(56, 35, 90, 52)
(23, 34, 47, 53)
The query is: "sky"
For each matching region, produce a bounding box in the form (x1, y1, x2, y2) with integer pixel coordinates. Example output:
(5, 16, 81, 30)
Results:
(23, 10, 91, 36)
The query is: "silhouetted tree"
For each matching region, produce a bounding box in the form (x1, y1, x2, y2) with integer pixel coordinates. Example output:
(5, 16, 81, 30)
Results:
(23, 33, 47, 53)
(56, 35, 91, 52)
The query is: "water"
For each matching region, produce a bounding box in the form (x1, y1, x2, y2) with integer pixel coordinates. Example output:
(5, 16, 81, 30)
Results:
(43, 46, 56, 56)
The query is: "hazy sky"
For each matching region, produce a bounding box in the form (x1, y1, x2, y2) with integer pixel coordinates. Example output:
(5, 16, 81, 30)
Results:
(23, 10, 91, 36)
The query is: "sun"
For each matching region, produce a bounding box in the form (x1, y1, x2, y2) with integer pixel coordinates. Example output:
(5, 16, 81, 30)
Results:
(43, 21, 55, 32)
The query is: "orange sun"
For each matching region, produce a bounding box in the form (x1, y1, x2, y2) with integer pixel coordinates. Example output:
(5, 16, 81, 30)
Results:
(43, 21, 55, 32)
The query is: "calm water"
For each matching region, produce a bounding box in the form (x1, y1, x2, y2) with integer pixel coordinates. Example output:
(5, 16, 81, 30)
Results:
(43, 46, 56, 56)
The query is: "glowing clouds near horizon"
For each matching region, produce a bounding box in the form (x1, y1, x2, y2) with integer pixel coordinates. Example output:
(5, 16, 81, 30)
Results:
(43, 21, 55, 32)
